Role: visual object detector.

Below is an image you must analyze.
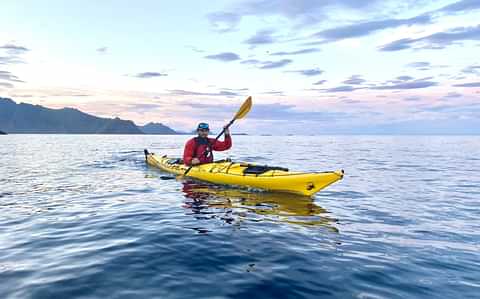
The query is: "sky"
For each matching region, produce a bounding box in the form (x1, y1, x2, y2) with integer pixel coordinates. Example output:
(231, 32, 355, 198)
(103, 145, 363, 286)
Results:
(1, 0, 479, 134)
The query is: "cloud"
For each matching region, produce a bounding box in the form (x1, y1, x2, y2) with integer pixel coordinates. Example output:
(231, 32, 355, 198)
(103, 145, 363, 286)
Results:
(319, 75, 437, 93)
(132, 72, 168, 78)
(0, 43, 30, 54)
(309, 15, 431, 44)
(342, 75, 365, 85)
(208, 1, 439, 42)
(236, 0, 357, 19)
(323, 85, 360, 92)
(207, 12, 241, 33)
(287, 68, 323, 76)
(452, 82, 480, 87)
(371, 79, 438, 90)
(167, 89, 241, 97)
(248, 103, 350, 121)
(7, 94, 34, 98)
(0, 44, 29, 51)
(452, 75, 467, 80)
(96, 47, 108, 53)
(406, 62, 433, 71)
(185, 101, 351, 122)
(379, 38, 413, 51)
(0, 55, 24, 65)
(421, 102, 480, 114)
(244, 29, 276, 45)
(16, 88, 93, 97)
(443, 92, 462, 99)
(406, 61, 430, 68)
(205, 52, 241, 62)
(240, 59, 260, 65)
(0, 70, 24, 89)
(262, 90, 284, 96)
(405, 61, 448, 71)
(435, 0, 480, 15)
(341, 98, 362, 104)
(462, 64, 480, 75)
(127, 103, 165, 113)
(0, 70, 24, 83)
(186, 45, 205, 53)
(65, 94, 90, 97)
(260, 59, 292, 69)
(379, 25, 480, 51)
(242, 58, 292, 69)
(222, 0, 413, 26)
(0, 82, 14, 88)
(270, 48, 320, 56)
(404, 96, 421, 101)
(0, 43, 29, 65)
(220, 87, 249, 92)
(396, 75, 415, 81)
(348, 117, 480, 135)
(313, 80, 327, 85)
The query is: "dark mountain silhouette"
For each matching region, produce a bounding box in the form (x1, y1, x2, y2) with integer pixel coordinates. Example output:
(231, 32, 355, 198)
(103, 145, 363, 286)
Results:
(139, 122, 178, 134)
(0, 97, 152, 134)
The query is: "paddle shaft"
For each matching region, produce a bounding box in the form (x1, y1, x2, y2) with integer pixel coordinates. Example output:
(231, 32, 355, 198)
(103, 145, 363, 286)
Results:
(214, 119, 235, 144)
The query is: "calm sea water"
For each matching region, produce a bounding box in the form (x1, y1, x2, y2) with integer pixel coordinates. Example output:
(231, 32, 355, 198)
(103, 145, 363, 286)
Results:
(1, 135, 479, 299)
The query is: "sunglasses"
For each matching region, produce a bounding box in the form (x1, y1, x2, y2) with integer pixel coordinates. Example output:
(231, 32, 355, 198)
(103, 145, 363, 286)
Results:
(198, 129, 209, 132)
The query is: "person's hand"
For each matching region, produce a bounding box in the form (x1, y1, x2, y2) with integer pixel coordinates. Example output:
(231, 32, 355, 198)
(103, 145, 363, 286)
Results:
(191, 158, 200, 165)
(224, 126, 230, 136)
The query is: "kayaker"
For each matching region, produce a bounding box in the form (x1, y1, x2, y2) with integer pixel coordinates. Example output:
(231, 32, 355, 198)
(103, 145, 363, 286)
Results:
(183, 122, 232, 166)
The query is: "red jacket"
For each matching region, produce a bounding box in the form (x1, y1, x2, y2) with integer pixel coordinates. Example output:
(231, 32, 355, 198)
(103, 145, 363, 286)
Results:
(183, 135, 232, 166)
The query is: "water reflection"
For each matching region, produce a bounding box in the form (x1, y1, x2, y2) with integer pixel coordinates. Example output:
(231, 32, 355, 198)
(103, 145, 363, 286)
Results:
(181, 180, 338, 231)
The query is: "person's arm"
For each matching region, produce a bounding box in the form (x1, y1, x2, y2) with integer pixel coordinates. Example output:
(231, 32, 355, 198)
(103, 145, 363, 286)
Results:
(183, 139, 195, 166)
(212, 127, 232, 151)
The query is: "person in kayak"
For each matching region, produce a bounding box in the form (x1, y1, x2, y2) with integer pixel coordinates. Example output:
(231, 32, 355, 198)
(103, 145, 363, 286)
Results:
(183, 122, 232, 166)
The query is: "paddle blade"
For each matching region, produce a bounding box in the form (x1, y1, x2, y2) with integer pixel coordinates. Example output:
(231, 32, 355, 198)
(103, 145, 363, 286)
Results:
(234, 96, 252, 120)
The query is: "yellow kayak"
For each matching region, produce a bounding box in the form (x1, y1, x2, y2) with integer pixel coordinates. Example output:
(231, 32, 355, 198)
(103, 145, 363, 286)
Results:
(144, 149, 344, 196)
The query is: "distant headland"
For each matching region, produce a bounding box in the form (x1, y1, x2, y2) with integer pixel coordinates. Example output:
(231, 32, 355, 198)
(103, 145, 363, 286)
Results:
(0, 97, 185, 135)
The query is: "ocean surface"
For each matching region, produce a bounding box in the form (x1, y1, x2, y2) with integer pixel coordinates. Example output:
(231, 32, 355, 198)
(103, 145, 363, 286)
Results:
(1, 135, 479, 299)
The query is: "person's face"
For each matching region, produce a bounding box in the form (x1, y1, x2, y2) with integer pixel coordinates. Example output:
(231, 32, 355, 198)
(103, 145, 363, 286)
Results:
(197, 128, 209, 138)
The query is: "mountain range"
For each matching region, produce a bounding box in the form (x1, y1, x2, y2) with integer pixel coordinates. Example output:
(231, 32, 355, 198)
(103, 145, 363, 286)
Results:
(140, 122, 179, 135)
(0, 97, 182, 134)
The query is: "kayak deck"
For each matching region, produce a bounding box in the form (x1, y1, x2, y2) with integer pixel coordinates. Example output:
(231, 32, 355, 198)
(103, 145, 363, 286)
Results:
(145, 150, 343, 196)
